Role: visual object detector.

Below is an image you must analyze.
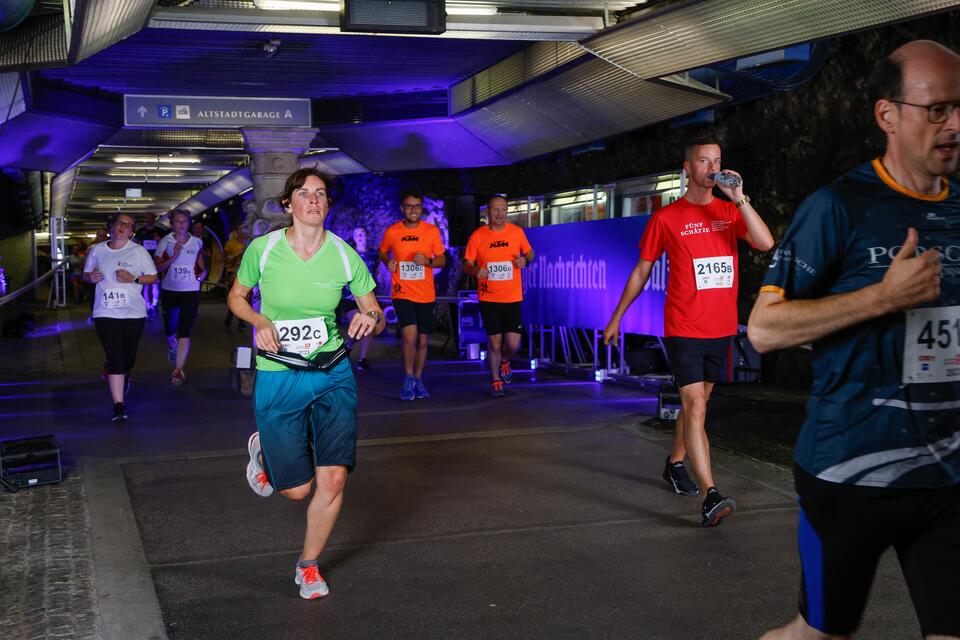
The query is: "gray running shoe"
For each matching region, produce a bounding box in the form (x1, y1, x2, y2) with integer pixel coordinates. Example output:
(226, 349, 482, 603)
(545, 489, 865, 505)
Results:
(245, 432, 273, 497)
(294, 563, 329, 600)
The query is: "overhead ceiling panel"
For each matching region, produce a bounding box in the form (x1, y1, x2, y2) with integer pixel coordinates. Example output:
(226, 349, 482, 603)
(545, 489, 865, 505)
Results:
(0, 112, 116, 172)
(582, 0, 960, 80)
(0, 73, 27, 123)
(37, 28, 530, 99)
(317, 118, 508, 171)
(456, 58, 727, 162)
(71, 0, 156, 62)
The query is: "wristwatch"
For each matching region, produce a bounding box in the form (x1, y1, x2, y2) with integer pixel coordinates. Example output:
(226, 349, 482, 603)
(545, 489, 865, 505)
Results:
(366, 310, 383, 323)
(734, 195, 751, 208)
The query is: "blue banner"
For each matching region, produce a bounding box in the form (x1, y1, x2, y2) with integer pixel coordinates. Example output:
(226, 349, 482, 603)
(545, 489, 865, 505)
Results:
(522, 216, 668, 336)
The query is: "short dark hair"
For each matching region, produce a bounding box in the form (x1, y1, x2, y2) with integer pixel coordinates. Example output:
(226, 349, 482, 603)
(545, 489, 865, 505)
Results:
(684, 136, 721, 162)
(279, 168, 333, 208)
(399, 189, 424, 203)
(107, 213, 135, 229)
(867, 55, 904, 103)
(169, 209, 192, 225)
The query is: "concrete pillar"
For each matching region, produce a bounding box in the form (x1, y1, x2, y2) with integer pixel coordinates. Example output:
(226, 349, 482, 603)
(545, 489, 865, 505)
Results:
(240, 128, 318, 235)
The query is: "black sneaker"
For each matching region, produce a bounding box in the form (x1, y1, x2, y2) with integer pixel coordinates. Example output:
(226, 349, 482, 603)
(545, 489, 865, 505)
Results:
(112, 402, 128, 423)
(701, 488, 736, 527)
(662, 457, 700, 496)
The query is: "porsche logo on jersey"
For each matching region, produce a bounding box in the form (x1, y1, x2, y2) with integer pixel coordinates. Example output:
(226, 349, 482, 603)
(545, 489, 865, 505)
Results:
(489, 240, 509, 248)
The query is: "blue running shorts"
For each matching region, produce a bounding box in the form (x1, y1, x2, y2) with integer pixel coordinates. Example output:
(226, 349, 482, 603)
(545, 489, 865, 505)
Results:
(253, 358, 358, 490)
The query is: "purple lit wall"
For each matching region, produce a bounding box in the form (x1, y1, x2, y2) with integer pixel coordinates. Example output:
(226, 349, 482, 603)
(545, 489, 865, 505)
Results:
(326, 173, 459, 296)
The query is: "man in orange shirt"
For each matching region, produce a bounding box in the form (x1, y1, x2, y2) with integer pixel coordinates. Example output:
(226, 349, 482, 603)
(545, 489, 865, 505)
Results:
(379, 190, 446, 400)
(464, 195, 535, 398)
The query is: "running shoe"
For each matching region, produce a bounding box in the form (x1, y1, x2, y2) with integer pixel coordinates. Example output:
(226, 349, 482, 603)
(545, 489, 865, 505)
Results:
(171, 368, 185, 386)
(112, 402, 128, 423)
(500, 361, 513, 384)
(662, 456, 700, 496)
(490, 380, 505, 398)
(294, 563, 329, 600)
(400, 375, 416, 401)
(245, 432, 273, 497)
(701, 488, 736, 527)
(355, 358, 370, 372)
(414, 378, 430, 399)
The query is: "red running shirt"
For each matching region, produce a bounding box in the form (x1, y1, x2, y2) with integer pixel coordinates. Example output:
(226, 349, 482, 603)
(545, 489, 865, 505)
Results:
(638, 197, 747, 338)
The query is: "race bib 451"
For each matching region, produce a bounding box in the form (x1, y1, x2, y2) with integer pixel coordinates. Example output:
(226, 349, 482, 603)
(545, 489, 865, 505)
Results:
(903, 305, 960, 384)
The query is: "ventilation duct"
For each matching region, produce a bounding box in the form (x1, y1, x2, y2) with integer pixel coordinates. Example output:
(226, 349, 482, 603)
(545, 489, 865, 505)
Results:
(0, 0, 36, 33)
(580, 0, 960, 81)
(0, 0, 155, 71)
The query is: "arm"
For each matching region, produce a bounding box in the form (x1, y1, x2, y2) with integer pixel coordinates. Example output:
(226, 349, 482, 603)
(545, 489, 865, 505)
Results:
(602, 258, 654, 344)
(747, 228, 941, 353)
(716, 172, 774, 251)
(378, 249, 397, 272)
(227, 280, 280, 352)
(513, 249, 535, 268)
(463, 258, 487, 279)
(351, 291, 386, 338)
(195, 253, 208, 282)
(737, 201, 775, 251)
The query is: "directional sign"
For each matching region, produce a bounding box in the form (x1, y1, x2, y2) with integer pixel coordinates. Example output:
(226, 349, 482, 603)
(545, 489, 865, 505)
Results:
(124, 95, 312, 128)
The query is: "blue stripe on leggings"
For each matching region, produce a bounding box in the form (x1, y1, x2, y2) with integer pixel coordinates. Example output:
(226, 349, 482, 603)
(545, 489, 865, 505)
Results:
(798, 507, 824, 630)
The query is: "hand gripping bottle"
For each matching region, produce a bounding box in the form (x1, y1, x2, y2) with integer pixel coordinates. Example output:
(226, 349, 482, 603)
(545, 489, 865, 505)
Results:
(710, 172, 742, 188)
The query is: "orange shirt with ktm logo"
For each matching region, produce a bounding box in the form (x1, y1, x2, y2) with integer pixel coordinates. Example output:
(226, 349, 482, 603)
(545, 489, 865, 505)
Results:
(464, 223, 532, 303)
(379, 220, 445, 303)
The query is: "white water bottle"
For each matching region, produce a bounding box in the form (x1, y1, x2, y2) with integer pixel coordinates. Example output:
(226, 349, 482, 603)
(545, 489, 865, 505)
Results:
(710, 172, 742, 188)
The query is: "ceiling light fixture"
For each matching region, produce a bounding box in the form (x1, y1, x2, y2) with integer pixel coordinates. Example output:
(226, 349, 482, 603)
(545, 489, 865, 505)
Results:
(253, 0, 340, 10)
(446, 4, 498, 16)
(113, 155, 201, 164)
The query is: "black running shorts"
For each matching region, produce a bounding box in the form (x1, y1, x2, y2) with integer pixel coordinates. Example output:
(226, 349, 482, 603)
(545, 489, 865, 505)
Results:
(479, 301, 523, 336)
(661, 336, 730, 388)
(393, 298, 436, 334)
(795, 466, 960, 637)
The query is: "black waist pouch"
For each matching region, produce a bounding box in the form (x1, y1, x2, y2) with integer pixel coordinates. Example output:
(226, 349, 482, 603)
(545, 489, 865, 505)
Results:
(257, 340, 352, 372)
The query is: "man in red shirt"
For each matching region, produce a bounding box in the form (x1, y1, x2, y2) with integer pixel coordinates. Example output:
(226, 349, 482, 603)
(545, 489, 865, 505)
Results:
(604, 138, 774, 526)
(464, 195, 535, 398)
(379, 190, 446, 400)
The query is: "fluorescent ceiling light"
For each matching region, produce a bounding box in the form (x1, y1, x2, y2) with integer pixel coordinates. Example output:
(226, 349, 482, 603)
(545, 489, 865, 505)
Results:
(113, 155, 201, 164)
(253, 0, 340, 10)
(447, 5, 498, 15)
(107, 170, 185, 177)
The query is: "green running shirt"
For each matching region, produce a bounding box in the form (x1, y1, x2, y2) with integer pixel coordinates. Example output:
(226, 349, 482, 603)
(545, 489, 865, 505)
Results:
(237, 229, 376, 371)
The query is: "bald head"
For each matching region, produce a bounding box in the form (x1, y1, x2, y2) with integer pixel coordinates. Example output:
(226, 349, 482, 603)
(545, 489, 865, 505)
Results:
(871, 39, 960, 103)
(872, 39, 960, 188)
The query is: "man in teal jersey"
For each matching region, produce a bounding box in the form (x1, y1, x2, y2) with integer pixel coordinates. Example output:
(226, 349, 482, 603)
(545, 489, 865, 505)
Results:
(750, 41, 960, 639)
(228, 169, 385, 600)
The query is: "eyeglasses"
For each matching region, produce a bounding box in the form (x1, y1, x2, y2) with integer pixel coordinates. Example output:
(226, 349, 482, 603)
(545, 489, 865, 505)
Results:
(401, 204, 423, 211)
(889, 100, 960, 124)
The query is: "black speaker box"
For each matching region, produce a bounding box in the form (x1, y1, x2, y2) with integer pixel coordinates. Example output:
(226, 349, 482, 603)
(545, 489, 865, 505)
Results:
(1, 435, 63, 491)
(341, 0, 446, 35)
